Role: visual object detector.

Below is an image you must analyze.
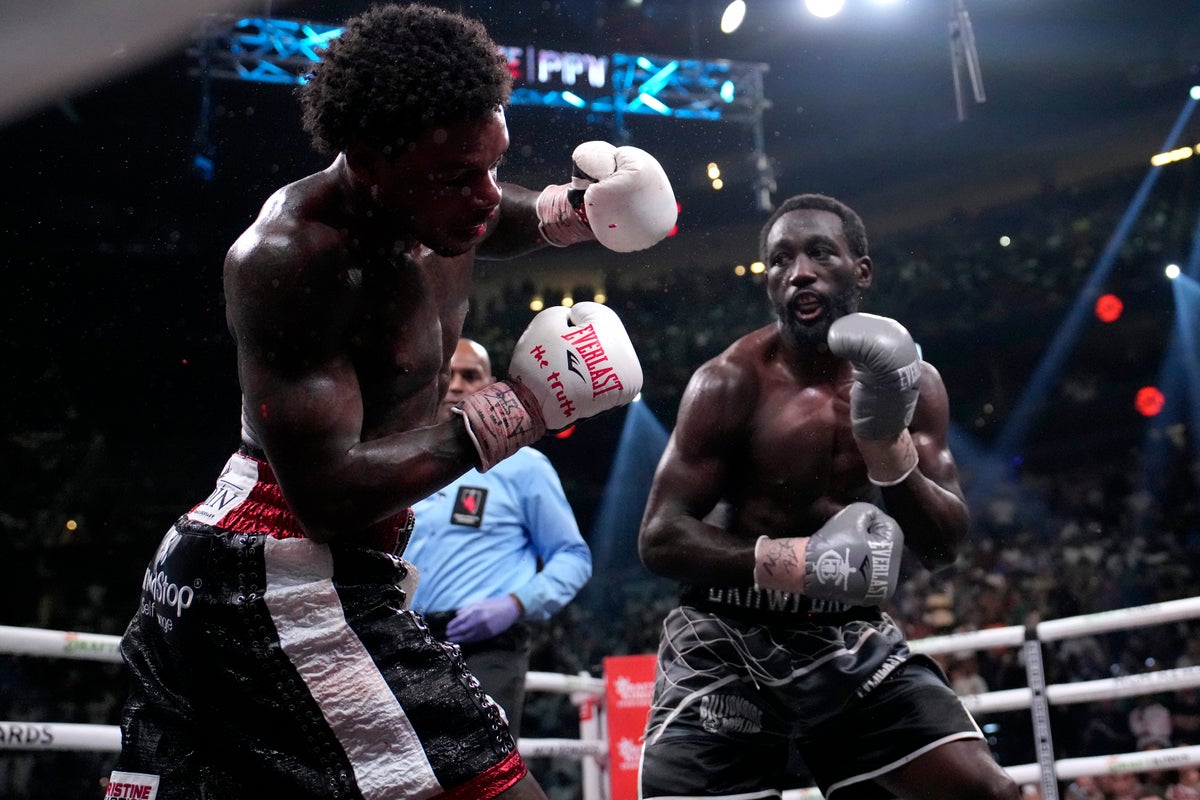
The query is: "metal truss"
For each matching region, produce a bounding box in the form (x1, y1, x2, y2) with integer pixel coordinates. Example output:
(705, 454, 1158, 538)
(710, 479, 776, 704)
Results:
(189, 15, 776, 208)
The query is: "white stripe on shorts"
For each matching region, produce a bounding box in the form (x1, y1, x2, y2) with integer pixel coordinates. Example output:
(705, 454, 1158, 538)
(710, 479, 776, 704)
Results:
(263, 536, 442, 800)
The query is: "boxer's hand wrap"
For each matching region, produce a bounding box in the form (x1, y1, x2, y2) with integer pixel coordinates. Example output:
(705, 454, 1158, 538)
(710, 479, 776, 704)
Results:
(454, 381, 547, 473)
(753, 503, 904, 606)
(536, 182, 593, 247)
(857, 431, 919, 486)
(537, 141, 677, 252)
(827, 312, 923, 485)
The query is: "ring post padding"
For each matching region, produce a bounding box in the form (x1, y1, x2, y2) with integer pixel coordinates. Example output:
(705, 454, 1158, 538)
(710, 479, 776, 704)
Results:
(1024, 625, 1059, 800)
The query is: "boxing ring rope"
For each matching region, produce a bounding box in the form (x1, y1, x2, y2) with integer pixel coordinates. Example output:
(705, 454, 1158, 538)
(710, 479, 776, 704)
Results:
(6, 596, 1200, 800)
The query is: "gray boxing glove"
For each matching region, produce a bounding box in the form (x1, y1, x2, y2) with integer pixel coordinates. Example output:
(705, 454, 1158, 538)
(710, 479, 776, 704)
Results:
(827, 313, 921, 440)
(753, 503, 904, 606)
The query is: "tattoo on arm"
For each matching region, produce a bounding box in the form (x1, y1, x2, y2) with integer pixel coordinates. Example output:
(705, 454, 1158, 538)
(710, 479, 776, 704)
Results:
(762, 539, 801, 579)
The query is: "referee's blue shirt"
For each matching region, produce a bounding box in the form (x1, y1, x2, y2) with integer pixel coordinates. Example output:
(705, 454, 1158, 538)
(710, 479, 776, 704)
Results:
(407, 447, 592, 621)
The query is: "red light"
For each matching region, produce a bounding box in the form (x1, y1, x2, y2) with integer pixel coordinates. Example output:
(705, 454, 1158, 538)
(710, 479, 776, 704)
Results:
(667, 202, 681, 237)
(554, 424, 577, 439)
(1095, 293, 1123, 323)
(1135, 386, 1165, 417)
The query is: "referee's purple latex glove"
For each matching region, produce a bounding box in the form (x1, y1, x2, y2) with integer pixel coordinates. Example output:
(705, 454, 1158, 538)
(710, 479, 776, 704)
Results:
(445, 596, 521, 644)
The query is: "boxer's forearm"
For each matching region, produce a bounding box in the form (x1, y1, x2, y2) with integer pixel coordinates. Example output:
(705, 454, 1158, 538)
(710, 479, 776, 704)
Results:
(879, 476, 968, 567)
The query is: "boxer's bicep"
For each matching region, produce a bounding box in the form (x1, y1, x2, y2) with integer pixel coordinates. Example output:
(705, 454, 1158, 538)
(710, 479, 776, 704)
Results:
(638, 359, 751, 579)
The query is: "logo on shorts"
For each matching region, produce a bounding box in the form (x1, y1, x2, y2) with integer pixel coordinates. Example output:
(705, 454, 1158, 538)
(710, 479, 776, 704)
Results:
(105, 771, 160, 799)
(699, 694, 762, 735)
(451, 486, 488, 527)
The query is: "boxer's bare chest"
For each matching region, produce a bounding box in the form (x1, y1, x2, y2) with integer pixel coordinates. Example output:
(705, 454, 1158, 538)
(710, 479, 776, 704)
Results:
(734, 372, 868, 533)
(344, 247, 472, 436)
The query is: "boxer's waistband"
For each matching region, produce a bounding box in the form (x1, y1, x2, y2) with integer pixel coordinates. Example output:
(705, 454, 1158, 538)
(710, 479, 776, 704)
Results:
(183, 444, 413, 555)
(680, 584, 880, 627)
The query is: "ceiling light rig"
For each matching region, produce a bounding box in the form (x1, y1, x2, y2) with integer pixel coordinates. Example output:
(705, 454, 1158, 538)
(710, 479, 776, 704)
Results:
(949, 0, 986, 121)
(721, 1, 746, 34)
(795, 0, 986, 122)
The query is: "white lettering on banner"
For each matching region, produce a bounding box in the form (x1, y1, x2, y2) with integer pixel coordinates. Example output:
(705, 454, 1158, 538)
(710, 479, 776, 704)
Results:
(613, 676, 655, 708)
(617, 737, 642, 772)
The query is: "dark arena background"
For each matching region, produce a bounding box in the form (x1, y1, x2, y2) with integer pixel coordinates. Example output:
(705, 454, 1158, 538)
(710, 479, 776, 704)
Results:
(3, 1, 1200, 798)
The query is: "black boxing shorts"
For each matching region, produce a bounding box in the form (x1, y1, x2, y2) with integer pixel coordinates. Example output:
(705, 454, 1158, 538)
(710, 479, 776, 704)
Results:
(109, 449, 526, 799)
(638, 604, 983, 800)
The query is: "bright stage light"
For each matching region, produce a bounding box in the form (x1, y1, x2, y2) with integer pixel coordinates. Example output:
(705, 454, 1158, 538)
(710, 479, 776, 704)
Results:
(1150, 146, 1193, 167)
(1192, 86, 1200, 100)
(1135, 386, 1165, 417)
(1094, 293, 1123, 323)
(1166, 263, 1182, 280)
(806, 0, 845, 19)
(721, 1, 747, 33)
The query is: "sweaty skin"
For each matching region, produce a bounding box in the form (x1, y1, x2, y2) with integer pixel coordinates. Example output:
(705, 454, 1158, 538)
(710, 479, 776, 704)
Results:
(225, 109, 548, 544)
(637, 201, 1017, 800)
(638, 207, 969, 588)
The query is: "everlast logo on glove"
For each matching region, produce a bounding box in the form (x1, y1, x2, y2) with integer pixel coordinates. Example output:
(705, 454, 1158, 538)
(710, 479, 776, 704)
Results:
(528, 322, 627, 423)
(562, 324, 628, 398)
(458, 301, 641, 471)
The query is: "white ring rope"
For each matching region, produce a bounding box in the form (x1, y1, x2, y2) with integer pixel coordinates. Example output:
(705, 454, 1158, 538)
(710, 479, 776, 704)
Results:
(8, 595, 1200, 797)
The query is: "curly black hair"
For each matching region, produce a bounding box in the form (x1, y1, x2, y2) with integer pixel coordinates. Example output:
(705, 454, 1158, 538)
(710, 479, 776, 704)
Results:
(298, 3, 513, 155)
(758, 193, 869, 262)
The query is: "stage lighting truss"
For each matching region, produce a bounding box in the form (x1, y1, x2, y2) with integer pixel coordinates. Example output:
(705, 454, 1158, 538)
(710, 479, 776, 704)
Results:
(193, 17, 343, 84)
(188, 16, 775, 207)
(191, 18, 768, 121)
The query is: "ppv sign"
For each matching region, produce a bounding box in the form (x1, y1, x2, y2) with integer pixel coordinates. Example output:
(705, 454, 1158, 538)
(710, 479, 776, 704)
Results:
(500, 46, 609, 90)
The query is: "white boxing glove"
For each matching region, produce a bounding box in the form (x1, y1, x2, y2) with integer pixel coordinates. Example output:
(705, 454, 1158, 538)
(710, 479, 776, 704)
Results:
(454, 302, 642, 471)
(537, 141, 677, 252)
